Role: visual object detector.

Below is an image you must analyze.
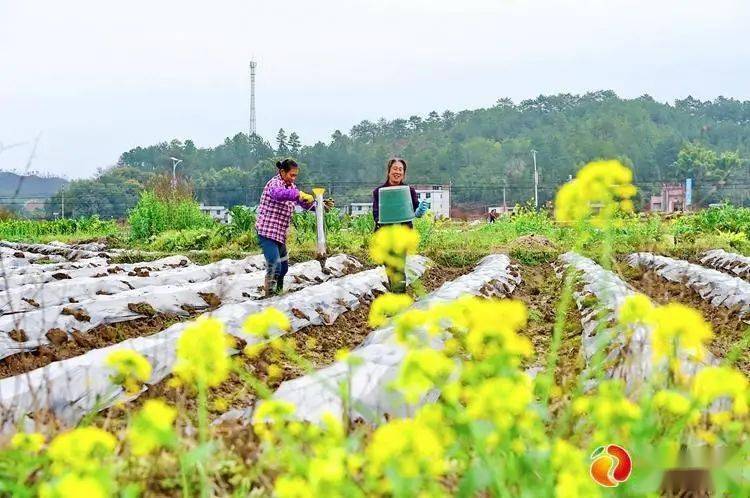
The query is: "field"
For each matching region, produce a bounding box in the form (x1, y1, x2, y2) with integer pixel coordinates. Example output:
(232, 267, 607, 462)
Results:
(1, 166, 750, 497)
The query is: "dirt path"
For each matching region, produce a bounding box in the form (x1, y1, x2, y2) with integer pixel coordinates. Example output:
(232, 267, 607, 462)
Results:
(617, 263, 750, 374)
(512, 262, 583, 404)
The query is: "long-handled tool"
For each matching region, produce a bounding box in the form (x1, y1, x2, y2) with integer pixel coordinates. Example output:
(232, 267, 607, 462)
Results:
(312, 187, 329, 273)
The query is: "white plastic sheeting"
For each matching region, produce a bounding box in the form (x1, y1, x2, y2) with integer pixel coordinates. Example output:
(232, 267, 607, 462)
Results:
(0, 255, 262, 313)
(0, 255, 191, 292)
(0, 256, 429, 432)
(268, 254, 521, 425)
(700, 249, 750, 280)
(627, 252, 750, 316)
(0, 257, 110, 281)
(0, 247, 68, 265)
(0, 255, 360, 359)
(560, 252, 716, 394)
(0, 241, 109, 261)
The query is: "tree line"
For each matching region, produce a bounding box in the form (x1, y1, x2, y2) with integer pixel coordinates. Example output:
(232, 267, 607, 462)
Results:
(46, 90, 750, 218)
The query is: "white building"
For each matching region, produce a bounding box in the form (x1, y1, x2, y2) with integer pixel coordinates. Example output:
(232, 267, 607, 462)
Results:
(414, 184, 451, 219)
(199, 204, 232, 224)
(348, 202, 373, 217)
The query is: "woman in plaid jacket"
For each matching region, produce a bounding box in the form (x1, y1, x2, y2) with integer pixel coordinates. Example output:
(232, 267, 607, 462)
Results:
(255, 159, 316, 297)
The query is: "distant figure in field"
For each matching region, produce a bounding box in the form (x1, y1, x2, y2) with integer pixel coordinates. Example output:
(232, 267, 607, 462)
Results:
(487, 209, 499, 223)
(371, 157, 428, 231)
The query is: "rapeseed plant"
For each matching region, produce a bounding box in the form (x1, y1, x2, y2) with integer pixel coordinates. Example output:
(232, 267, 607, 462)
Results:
(105, 349, 152, 395)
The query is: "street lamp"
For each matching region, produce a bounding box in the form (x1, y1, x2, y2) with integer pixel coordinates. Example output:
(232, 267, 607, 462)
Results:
(170, 157, 183, 187)
(531, 149, 538, 209)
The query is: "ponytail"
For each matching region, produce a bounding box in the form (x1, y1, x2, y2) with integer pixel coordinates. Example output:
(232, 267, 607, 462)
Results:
(276, 158, 299, 172)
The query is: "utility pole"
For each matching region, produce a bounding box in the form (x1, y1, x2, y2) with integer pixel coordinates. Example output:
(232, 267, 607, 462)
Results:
(61, 189, 65, 219)
(531, 149, 539, 209)
(502, 181, 507, 211)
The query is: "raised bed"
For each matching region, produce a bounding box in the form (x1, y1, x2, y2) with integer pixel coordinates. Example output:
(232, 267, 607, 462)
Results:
(0, 241, 110, 261)
(0, 255, 360, 360)
(560, 252, 716, 394)
(267, 254, 521, 424)
(627, 252, 750, 316)
(0, 255, 190, 292)
(0, 255, 263, 313)
(0, 256, 429, 431)
(699, 249, 750, 280)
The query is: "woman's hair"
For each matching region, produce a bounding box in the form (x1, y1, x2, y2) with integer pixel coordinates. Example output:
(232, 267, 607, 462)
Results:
(276, 158, 299, 172)
(385, 157, 407, 182)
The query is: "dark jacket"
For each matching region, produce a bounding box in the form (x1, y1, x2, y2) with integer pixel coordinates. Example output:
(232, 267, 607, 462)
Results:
(372, 182, 419, 231)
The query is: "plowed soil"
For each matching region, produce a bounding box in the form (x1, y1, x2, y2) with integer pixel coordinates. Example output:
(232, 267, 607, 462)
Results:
(619, 263, 750, 374)
(513, 262, 584, 409)
(0, 313, 185, 379)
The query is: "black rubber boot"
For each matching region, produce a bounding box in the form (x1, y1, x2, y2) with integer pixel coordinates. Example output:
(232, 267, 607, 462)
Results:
(264, 275, 277, 298)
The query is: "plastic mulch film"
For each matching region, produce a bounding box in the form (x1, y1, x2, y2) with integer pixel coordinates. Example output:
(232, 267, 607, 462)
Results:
(0, 255, 191, 292)
(0, 255, 261, 313)
(627, 252, 750, 315)
(267, 254, 521, 425)
(561, 252, 717, 395)
(0, 256, 428, 432)
(0, 255, 360, 360)
(0, 257, 110, 280)
(700, 249, 750, 280)
(0, 241, 110, 262)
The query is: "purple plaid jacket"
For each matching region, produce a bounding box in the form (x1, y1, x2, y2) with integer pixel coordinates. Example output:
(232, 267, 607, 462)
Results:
(255, 174, 313, 244)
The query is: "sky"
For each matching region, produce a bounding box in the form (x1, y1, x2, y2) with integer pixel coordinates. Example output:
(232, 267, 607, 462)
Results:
(1, 0, 749, 179)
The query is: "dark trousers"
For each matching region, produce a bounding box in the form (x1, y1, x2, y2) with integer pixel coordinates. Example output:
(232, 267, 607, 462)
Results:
(258, 235, 289, 293)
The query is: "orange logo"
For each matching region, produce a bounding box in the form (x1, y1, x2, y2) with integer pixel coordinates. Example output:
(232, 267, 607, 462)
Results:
(590, 444, 632, 487)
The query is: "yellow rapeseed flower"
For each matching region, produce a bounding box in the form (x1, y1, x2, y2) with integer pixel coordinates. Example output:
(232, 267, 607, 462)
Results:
(47, 427, 117, 475)
(369, 293, 413, 328)
(39, 473, 108, 498)
(692, 366, 749, 415)
(10, 432, 45, 453)
(127, 399, 177, 456)
(653, 390, 692, 416)
(554, 160, 636, 227)
(367, 418, 446, 484)
(253, 400, 297, 441)
(105, 349, 152, 395)
(617, 293, 655, 326)
(274, 476, 314, 498)
(369, 225, 419, 271)
(243, 307, 291, 339)
(650, 303, 713, 362)
(394, 348, 455, 403)
(173, 316, 233, 389)
(463, 299, 531, 361)
(551, 440, 602, 498)
(465, 376, 534, 429)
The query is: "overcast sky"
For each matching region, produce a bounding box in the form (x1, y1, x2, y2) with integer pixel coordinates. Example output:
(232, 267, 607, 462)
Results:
(1, 0, 749, 179)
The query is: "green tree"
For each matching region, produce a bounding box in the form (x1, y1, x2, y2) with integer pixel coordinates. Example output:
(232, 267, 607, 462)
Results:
(288, 132, 301, 155)
(276, 128, 288, 155)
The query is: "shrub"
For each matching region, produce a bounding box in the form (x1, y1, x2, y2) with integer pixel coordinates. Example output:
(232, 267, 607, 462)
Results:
(128, 192, 213, 241)
(149, 228, 217, 252)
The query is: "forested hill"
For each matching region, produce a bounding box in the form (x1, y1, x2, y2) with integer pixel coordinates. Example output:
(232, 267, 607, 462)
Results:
(1, 172, 68, 214)
(51, 91, 750, 218)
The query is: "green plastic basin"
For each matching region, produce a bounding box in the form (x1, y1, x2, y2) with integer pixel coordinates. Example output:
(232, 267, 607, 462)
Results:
(378, 186, 414, 224)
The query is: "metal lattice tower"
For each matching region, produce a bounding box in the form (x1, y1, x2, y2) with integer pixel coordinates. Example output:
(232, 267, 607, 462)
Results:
(249, 59, 257, 136)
